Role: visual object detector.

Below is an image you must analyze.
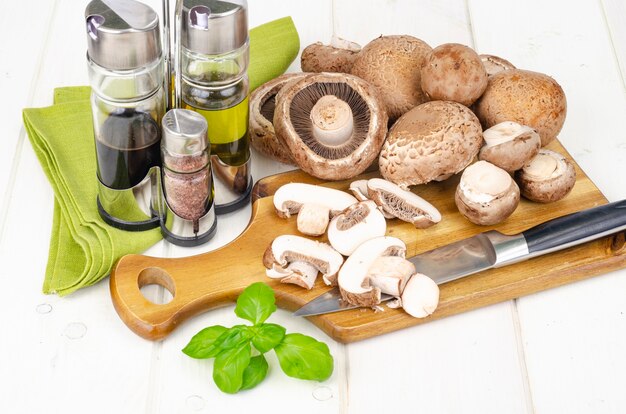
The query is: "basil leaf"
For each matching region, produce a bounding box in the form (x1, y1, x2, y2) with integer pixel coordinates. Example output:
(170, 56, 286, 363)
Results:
(182, 325, 228, 359)
(234, 282, 276, 325)
(213, 341, 252, 394)
(216, 325, 253, 350)
(274, 333, 334, 381)
(251, 323, 286, 353)
(240, 354, 269, 391)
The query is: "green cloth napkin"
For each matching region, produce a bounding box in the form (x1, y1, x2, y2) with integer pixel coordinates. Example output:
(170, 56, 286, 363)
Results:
(22, 17, 300, 296)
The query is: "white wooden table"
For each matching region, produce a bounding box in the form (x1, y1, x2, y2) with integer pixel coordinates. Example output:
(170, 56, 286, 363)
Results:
(2, 0, 626, 412)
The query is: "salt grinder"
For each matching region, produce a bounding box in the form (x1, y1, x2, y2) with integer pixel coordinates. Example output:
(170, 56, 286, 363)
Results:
(85, 0, 166, 230)
(160, 109, 217, 246)
(175, 0, 252, 214)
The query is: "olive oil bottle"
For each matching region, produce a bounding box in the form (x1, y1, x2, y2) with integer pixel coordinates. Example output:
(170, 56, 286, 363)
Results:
(175, 0, 251, 214)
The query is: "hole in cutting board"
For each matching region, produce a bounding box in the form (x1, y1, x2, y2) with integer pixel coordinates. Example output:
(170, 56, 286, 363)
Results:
(138, 267, 175, 305)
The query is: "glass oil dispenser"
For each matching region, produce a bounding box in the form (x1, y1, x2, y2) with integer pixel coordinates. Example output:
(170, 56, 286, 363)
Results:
(175, 0, 252, 214)
(85, 0, 166, 230)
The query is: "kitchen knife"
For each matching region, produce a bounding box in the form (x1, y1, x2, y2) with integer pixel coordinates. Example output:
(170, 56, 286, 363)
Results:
(294, 199, 626, 317)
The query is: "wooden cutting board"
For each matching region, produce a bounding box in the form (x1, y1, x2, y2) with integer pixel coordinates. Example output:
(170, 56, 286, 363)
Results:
(110, 140, 626, 342)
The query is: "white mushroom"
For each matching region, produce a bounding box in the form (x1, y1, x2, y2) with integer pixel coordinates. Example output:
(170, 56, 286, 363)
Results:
(367, 178, 441, 228)
(401, 274, 440, 318)
(338, 236, 406, 307)
(349, 179, 395, 218)
(515, 149, 576, 203)
(327, 200, 387, 256)
(263, 235, 344, 289)
(455, 160, 520, 226)
(273, 183, 358, 236)
(367, 255, 415, 297)
(479, 121, 541, 173)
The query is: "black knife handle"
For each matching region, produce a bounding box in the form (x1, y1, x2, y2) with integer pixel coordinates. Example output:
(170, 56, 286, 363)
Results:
(523, 200, 626, 254)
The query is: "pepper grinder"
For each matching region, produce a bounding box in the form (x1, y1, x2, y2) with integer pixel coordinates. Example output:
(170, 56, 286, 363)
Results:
(175, 0, 252, 214)
(85, 0, 166, 230)
(160, 109, 217, 246)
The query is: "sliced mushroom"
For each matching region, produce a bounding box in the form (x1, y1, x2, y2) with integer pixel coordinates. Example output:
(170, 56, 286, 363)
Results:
(338, 236, 406, 307)
(263, 235, 344, 289)
(327, 200, 387, 256)
(479, 54, 516, 76)
(455, 160, 520, 225)
(478, 121, 541, 172)
(401, 274, 440, 318)
(515, 149, 576, 203)
(367, 255, 415, 297)
(301, 36, 361, 73)
(379, 101, 484, 188)
(350, 35, 432, 121)
(349, 180, 395, 219)
(474, 69, 567, 146)
(250, 73, 309, 164)
(273, 183, 358, 236)
(274, 72, 388, 180)
(367, 178, 441, 228)
(421, 43, 488, 106)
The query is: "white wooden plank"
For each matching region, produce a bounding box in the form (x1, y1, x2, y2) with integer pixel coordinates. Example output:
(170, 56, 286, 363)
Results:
(469, 0, 626, 412)
(333, 1, 531, 413)
(598, 0, 626, 92)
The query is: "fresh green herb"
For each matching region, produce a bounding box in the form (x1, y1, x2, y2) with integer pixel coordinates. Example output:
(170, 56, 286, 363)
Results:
(183, 282, 334, 393)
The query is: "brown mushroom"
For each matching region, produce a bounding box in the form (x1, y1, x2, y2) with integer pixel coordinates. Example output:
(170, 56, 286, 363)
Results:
(479, 54, 516, 76)
(350, 35, 432, 121)
(474, 69, 567, 146)
(478, 121, 541, 172)
(249, 73, 308, 164)
(515, 149, 576, 203)
(455, 160, 520, 225)
(379, 101, 484, 188)
(420, 43, 488, 106)
(273, 72, 388, 181)
(301, 36, 361, 73)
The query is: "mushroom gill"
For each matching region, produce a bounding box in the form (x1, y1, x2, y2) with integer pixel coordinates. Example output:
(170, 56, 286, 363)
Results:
(289, 82, 371, 160)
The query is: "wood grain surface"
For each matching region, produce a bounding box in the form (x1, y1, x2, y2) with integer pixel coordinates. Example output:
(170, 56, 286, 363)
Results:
(110, 140, 626, 342)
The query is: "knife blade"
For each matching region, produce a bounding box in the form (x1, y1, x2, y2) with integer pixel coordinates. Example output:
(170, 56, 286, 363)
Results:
(294, 199, 626, 317)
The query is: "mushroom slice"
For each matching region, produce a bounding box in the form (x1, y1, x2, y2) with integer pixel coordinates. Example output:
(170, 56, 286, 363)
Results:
(263, 235, 344, 289)
(455, 160, 520, 226)
(349, 180, 395, 218)
(401, 274, 440, 318)
(367, 255, 415, 297)
(367, 178, 441, 228)
(515, 149, 576, 203)
(273, 183, 358, 236)
(250, 73, 309, 164)
(338, 236, 406, 307)
(479, 54, 516, 76)
(300, 36, 362, 73)
(479, 121, 541, 173)
(274, 72, 388, 181)
(327, 200, 387, 256)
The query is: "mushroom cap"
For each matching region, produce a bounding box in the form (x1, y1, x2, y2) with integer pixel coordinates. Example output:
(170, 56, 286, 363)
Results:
(367, 178, 441, 228)
(273, 182, 358, 219)
(274, 72, 388, 181)
(327, 200, 387, 256)
(479, 54, 516, 76)
(379, 101, 484, 188)
(250, 73, 309, 164)
(350, 35, 432, 121)
(420, 43, 488, 106)
(515, 149, 576, 203)
(401, 274, 440, 318)
(474, 69, 567, 146)
(301, 38, 361, 73)
(478, 121, 541, 172)
(455, 160, 520, 226)
(338, 236, 407, 307)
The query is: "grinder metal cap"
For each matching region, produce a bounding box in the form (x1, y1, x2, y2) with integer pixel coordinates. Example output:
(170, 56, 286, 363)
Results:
(162, 109, 209, 158)
(181, 0, 248, 55)
(85, 0, 161, 70)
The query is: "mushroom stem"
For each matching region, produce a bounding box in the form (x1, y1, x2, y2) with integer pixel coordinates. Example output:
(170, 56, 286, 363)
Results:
(310, 95, 354, 147)
(297, 203, 331, 236)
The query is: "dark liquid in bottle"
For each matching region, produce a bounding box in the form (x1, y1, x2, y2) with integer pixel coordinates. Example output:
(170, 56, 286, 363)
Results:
(95, 109, 161, 189)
